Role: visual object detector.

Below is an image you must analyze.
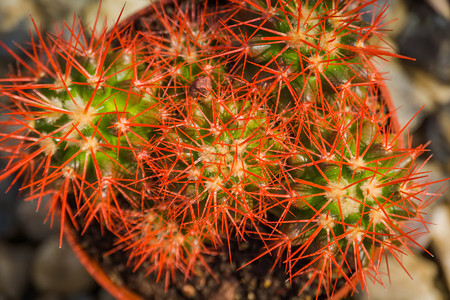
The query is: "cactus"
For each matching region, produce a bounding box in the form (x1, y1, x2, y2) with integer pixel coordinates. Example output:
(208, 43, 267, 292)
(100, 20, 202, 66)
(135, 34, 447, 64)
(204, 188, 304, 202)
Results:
(0, 0, 443, 298)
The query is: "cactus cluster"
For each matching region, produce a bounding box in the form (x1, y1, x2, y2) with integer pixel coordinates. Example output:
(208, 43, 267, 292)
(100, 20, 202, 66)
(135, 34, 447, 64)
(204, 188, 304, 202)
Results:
(0, 0, 442, 298)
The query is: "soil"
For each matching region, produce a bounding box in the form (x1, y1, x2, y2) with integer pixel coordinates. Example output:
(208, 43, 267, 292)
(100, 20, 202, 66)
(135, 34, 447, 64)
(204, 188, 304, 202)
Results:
(77, 217, 348, 300)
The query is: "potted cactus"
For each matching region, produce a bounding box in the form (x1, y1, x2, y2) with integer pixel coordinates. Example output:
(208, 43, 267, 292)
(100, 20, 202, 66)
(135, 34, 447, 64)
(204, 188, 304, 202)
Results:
(0, 0, 442, 299)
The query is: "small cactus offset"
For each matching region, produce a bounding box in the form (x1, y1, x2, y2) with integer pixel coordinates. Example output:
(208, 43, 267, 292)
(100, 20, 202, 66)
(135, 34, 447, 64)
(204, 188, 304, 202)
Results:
(0, 0, 443, 298)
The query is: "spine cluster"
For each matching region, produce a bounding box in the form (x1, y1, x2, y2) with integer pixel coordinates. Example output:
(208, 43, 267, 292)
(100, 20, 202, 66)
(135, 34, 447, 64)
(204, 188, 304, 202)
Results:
(0, 0, 441, 298)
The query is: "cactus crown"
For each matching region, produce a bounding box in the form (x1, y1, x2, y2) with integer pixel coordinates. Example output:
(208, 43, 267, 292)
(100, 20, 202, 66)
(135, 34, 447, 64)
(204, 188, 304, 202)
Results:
(0, 0, 443, 298)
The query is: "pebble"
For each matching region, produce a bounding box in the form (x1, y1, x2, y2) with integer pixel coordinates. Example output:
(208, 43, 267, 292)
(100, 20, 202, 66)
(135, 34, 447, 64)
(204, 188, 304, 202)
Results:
(0, 170, 20, 239)
(397, 1, 450, 83)
(377, 57, 435, 131)
(181, 284, 197, 298)
(426, 104, 450, 172)
(31, 235, 95, 295)
(409, 68, 450, 106)
(356, 253, 444, 300)
(0, 242, 33, 299)
(405, 160, 449, 248)
(0, 0, 39, 32)
(209, 277, 239, 300)
(427, 0, 450, 19)
(82, 0, 150, 32)
(16, 195, 59, 241)
(431, 204, 450, 288)
(31, 0, 90, 23)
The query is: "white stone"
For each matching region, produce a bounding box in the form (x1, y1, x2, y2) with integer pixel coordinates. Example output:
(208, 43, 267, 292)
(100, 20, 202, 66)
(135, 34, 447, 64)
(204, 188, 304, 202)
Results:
(0, 0, 39, 32)
(356, 253, 444, 300)
(82, 0, 151, 33)
(408, 68, 450, 106)
(431, 204, 450, 289)
(377, 57, 435, 132)
(427, 0, 450, 19)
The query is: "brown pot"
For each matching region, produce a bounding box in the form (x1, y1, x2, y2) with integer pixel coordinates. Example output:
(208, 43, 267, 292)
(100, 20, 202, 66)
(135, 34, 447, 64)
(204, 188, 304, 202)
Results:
(61, 1, 404, 299)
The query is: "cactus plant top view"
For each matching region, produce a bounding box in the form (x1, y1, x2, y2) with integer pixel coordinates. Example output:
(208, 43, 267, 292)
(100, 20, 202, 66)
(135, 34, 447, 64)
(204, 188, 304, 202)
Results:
(0, 0, 445, 299)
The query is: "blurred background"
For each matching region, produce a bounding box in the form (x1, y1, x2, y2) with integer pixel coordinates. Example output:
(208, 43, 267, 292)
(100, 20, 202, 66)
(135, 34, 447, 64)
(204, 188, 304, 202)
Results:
(0, 0, 448, 299)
